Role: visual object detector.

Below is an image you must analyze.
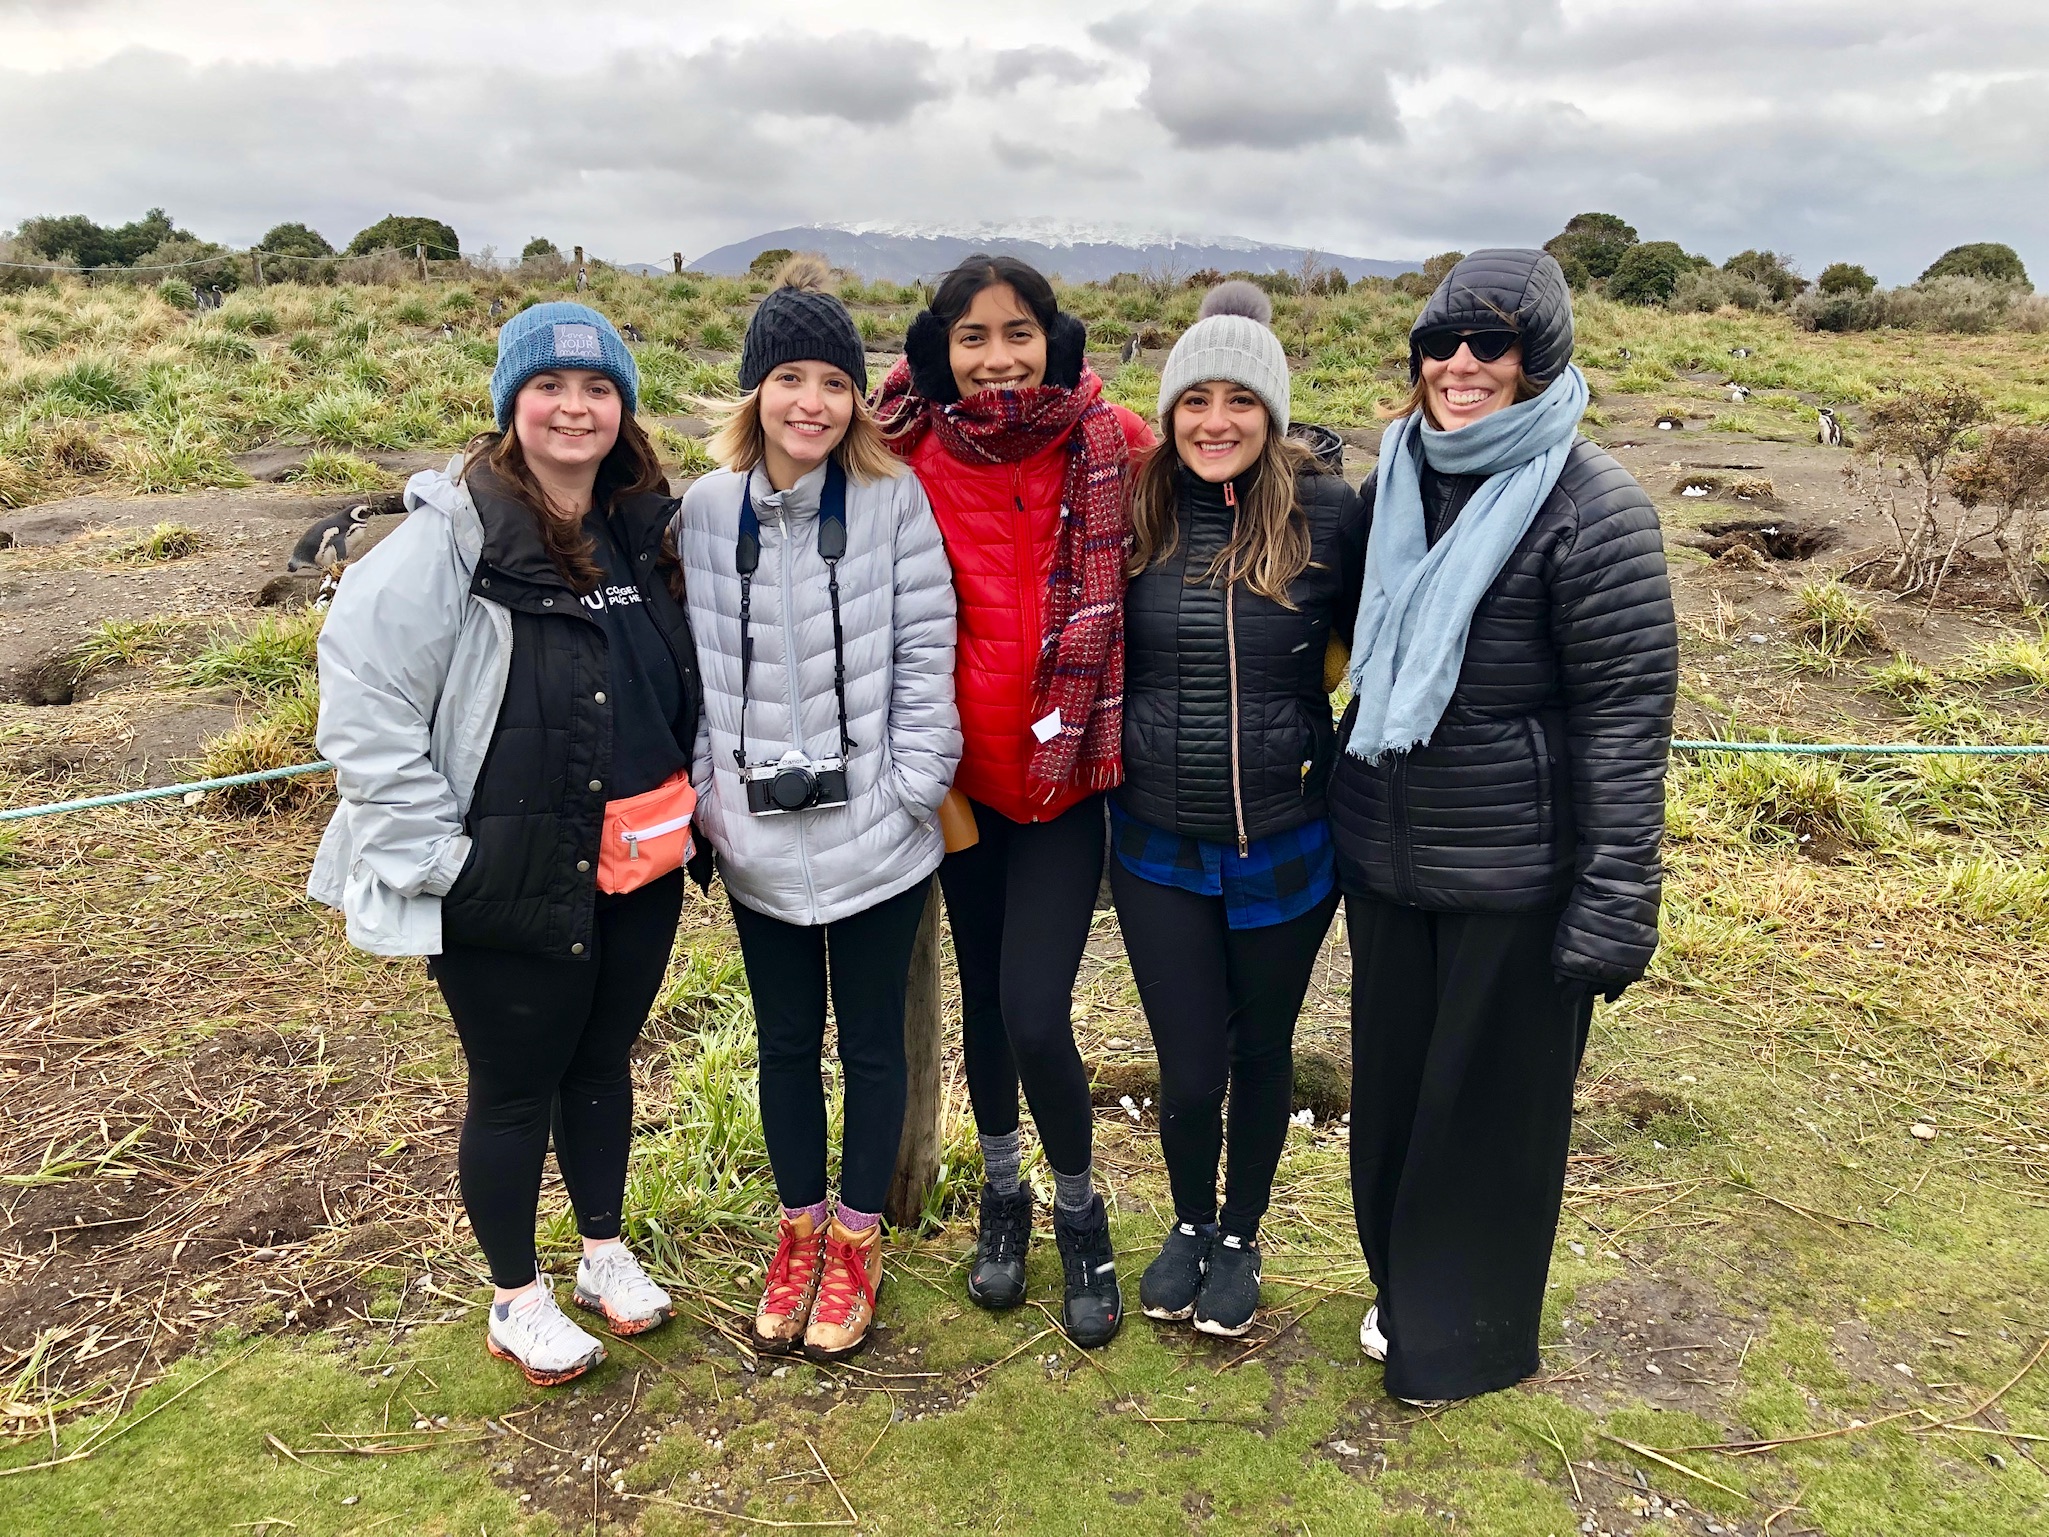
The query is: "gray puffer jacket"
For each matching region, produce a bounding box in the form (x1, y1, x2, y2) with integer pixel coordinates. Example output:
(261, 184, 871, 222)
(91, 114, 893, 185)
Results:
(308, 461, 511, 956)
(677, 460, 959, 926)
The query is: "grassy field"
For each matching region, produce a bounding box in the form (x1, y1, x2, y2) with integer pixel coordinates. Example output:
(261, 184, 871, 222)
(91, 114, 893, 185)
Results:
(3, 271, 2049, 1535)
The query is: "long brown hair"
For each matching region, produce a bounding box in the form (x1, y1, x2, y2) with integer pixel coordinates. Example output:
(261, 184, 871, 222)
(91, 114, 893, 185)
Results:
(1126, 412, 1318, 608)
(462, 410, 672, 596)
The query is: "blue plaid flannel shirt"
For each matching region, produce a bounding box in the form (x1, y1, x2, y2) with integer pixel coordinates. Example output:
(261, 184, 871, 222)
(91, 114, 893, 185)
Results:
(1109, 801, 1337, 930)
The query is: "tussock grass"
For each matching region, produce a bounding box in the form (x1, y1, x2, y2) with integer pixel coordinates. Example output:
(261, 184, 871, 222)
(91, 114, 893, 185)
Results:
(108, 520, 204, 563)
(1671, 748, 1899, 850)
(1789, 579, 1885, 669)
(182, 608, 322, 695)
(1951, 632, 2049, 690)
(194, 675, 324, 812)
(70, 614, 191, 675)
(284, 448, 393, 491)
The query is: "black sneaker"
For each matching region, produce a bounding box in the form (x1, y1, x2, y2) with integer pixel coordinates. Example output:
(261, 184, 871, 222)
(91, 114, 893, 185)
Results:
(966, 1182, 1032, 1311)
(1052, 1195, 1123, 1349)
(1192, 1232, 1261, 1337)
(1139, 1221, 1215, 1321)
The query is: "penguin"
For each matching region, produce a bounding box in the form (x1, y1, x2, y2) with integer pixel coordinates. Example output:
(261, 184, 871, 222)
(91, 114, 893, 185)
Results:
(1729, 346, 1752, 358)
(1727, 383, 1752, 402)
(210, 285, 225, 310)
(575, 266, 589, 292)
(1617, 347, 1632, 362)
(1817, 405, 1843, 447)
(440, 321, 456, 339)
(288, 503, 373, 572)
(489, 297, 505, 320)
(1118, 335, 1139, 366)
(621, 322, 644, 343)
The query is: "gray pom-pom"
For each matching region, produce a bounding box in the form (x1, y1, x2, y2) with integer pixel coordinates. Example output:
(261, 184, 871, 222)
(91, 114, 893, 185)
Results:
(1198, 280, 1273, 325)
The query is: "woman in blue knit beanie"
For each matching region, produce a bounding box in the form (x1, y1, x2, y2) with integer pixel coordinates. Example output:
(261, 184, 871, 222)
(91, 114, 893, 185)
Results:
(311, 297, 703, 1387)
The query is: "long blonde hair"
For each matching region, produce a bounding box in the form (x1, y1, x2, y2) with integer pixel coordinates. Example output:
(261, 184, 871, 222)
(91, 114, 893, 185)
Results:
(1126, 407, 1318, 607)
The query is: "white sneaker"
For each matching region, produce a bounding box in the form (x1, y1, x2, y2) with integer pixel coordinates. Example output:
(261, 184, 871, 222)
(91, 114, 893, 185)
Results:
(1359, 1304, 1389, 1362)
(488, 1282, 606, 1386)
(573, 1242, 674, 1336)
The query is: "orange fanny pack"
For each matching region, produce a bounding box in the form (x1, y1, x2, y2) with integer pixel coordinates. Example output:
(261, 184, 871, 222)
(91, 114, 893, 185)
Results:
(596, 771, 697, 895)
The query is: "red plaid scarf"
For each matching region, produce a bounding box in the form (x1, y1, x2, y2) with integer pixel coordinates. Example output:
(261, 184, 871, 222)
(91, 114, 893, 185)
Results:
(877, 359, 1129, 798)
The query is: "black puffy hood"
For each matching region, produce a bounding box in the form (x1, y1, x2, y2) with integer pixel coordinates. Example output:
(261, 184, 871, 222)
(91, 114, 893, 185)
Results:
(902, 308, 1088, 404)
(1408, 248, 1574, 384)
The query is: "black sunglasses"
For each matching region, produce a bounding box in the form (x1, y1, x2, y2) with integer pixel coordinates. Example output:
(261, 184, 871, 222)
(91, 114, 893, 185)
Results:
(1416, 327, 1520, 364)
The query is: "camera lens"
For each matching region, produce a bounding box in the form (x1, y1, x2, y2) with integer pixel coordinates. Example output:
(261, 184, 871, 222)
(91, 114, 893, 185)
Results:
(770, 765, 816, 810)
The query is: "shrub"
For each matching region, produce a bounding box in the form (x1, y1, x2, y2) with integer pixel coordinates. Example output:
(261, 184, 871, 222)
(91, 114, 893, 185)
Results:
(1948, 424, 2049, 606)
(1846, 377, 1992, 600)
(521, 237, 560, 261)
(1817, 262, 1877, 296)
(1394, 250, 1463, 299)
(256, 222, 334, 259)
(1720, 250, 1805, 304)
(1608, 242, 1696, 305)
(1919, 242, 2030, 291)
(1886, 276, 2020, 334)
(1668, 268, 1773, 313)
(15, 207, 185, 269)
(1544, 212, 1637, 283)
(346, 215, 459, 259)
(1796, 289, 1879, 333)
(748, 248, 796, 278)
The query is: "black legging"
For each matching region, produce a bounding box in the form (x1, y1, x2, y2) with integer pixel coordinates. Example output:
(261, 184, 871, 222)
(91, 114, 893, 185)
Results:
(937, 794, 1104, 1177)
(1110, 861, 1337, 1239)
(1346, 894, 1595, 1402)
(430, 871, 685, 1290)
(729, 881, 931, 1216)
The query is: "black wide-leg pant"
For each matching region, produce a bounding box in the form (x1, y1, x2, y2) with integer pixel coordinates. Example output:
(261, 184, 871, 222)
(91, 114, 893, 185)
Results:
(1345, 893, 1594, 1402)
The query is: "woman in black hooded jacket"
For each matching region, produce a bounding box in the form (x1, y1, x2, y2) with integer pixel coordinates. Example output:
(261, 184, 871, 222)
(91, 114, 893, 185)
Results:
(1328, 249, 1677, 1404)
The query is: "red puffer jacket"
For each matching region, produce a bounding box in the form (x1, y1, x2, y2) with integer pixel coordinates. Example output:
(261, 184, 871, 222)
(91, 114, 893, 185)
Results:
(904, 404, 1154, 825)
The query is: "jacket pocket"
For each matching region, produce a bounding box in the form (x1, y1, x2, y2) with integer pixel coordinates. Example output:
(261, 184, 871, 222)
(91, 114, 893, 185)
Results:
(1527, 715, 1553, 848)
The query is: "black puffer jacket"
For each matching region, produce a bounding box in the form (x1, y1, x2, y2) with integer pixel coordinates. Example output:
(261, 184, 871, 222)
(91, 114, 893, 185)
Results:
(1330, 250, 1677, 993)
(440, 473, 701, 956)
(1120, 465, 1366, 847)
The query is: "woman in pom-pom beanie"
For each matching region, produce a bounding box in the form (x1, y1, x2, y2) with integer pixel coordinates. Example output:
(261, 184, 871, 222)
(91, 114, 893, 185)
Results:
(677, 259, 958, 1363)
(311, 301, 699, 1386)
(1115, 282, 1365, 1339)
(875, 255, 1151, 1347)
(1328, 249, 1676, 1404)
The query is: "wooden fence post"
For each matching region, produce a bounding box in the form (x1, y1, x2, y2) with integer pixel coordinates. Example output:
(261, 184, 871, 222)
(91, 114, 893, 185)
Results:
(415, 243, 427, 281)
(673, 252, 684, 275)
(252, 251, 264, 288)
(885, 882, 945, 1228)
(574, 245, 585, 266)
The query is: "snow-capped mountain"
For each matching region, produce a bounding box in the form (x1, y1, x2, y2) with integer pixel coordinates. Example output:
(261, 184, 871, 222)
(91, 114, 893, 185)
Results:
(686, 223, 1417, 285)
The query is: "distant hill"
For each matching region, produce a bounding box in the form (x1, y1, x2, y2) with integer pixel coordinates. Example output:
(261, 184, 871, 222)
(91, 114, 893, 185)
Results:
(685, 221, 1419, 285)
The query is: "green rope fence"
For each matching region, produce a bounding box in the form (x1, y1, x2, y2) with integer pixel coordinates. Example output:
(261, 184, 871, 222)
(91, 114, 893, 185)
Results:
(5, 740, 2049, 824)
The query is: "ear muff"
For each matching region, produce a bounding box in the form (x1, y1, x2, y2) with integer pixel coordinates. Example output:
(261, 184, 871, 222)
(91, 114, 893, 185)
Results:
(903, 311, 958, 404)
(1044, 313, 1086, 390)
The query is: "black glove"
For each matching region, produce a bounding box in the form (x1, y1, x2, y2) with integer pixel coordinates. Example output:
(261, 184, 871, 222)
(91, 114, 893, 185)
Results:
(685, 840, 717, 893)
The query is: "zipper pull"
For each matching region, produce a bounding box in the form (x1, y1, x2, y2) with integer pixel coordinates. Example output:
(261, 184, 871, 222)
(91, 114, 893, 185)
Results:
(625, 831, 640, 860)
(1223, 481, 1237, 508)
(1237, 832, 1249, 858)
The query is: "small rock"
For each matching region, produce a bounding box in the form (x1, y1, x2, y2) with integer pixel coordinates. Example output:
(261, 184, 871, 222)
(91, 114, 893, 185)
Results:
(1911, 1122, 1939, 1141)
(1105, 1037, 1132, 1051)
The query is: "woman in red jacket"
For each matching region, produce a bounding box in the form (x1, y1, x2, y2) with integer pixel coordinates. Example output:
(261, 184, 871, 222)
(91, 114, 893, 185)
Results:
(876, 255, 1151, 1347)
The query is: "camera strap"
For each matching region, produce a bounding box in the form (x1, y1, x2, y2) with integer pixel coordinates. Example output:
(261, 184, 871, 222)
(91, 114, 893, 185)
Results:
(733, 460, 855, 769)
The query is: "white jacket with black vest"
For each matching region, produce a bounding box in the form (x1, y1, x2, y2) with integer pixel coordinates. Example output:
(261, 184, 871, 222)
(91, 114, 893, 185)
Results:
(676, 459, 959, 926)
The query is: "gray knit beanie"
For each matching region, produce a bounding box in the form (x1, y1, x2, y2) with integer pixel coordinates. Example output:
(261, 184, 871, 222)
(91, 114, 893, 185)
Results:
(1157, 282, 1291, 431)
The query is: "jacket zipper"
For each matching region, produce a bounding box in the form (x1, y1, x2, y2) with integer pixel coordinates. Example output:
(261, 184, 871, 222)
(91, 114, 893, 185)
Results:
(1390, 754, 1417, 904)
(1529, 715, 1553, 849)
(770, 496, 820, 919)
(1012, 466, 1044, 820)
(1223, 482, 1249, 858)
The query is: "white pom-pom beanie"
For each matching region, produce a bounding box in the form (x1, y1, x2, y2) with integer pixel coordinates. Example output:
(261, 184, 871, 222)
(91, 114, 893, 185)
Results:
(1157, 281, 1291, 431)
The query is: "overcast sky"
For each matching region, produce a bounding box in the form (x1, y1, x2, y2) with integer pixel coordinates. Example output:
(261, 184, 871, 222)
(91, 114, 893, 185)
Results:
(2, 0, 2044, 283)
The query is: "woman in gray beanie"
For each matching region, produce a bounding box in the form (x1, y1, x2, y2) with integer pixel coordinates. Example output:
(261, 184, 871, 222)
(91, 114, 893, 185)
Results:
(311, 301, 697, 1386)
(1115, 281, 1365, 1337)
(1327, 250, 1676, 1404)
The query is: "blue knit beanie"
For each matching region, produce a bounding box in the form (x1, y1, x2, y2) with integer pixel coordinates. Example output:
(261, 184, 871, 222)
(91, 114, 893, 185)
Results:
(490, 302, 639, 428)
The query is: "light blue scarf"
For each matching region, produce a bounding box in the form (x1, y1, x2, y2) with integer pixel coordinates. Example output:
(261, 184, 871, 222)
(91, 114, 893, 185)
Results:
(1344, 365, 1589, 761)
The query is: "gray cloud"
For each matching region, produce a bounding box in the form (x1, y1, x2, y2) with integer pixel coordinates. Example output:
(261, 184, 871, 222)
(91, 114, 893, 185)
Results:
(1, 4, 2045, 284)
